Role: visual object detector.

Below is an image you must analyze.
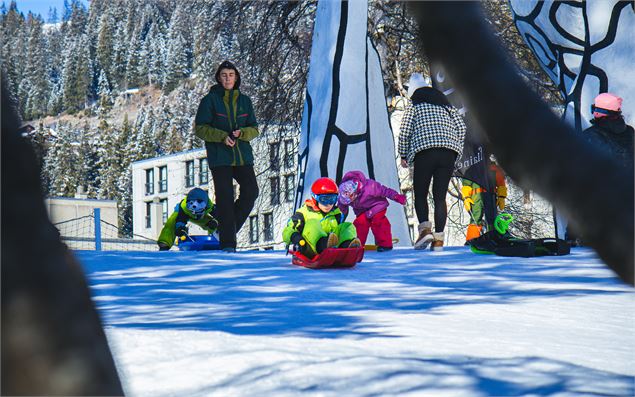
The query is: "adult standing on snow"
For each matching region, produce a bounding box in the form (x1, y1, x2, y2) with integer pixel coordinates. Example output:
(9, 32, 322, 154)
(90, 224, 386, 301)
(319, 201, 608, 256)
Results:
(583, 93, 633, 169)
(194, 60, 259, 252)
(399, 73, 466, 251)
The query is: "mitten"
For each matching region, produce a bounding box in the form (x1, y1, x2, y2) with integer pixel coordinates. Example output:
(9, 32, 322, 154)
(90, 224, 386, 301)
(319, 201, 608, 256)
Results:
(496, 185, 507, 210)
(290, 232, 304, 251)
(394, 193, 407, 205)
(461, 186, 474, 212)
(175, 222, 188, 237)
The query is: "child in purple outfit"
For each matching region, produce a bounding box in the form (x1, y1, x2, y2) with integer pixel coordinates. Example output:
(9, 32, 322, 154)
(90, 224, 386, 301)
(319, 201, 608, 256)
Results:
(338, 170, 406, 251)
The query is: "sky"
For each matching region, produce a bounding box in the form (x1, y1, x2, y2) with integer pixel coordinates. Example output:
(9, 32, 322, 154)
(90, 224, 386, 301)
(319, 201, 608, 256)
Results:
(77, 246, 635, 396)
(9, 0, 89, 20)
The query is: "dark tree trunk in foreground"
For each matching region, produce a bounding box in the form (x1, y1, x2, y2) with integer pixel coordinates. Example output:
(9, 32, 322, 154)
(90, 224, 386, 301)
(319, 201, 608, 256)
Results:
(409, 2, 633, 285)
(1, 76, 124, 395)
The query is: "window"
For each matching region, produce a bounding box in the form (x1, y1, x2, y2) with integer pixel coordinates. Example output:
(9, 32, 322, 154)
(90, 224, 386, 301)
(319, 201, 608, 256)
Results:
(199, 158, 208, 185)
(284, 140, 294, 169)
(159, 166, 168, 192)
(160, 199, 168, 223)
(145, 202, 152, 228)
(145, 169, 154, 195)
(284, 174, 295, 202)
(263, 213, 274, 241)
(270, 176, 280, 205)
(249, 215, 259, 243)
(185, 161, 194, 187)
(269, 142, 280, 171)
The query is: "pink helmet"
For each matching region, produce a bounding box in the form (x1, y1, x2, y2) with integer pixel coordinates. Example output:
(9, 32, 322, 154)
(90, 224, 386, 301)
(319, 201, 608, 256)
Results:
(592, 93, 622, 118)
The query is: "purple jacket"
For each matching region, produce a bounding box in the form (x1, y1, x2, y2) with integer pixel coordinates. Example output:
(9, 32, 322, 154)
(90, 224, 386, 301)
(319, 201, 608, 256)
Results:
(338, 170, 400, 219)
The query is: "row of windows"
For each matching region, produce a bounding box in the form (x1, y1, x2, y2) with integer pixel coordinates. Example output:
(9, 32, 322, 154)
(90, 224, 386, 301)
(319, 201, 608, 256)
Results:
(144, 199, 170, 228)
(269, 174, 296, 205)
(249, 213, 275, 243)
(144, 158, 209, 195)
(269, 140, 295, 171)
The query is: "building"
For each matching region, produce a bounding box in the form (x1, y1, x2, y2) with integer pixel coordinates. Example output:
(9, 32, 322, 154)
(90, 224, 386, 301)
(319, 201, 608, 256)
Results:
(131, 129, 299, 250)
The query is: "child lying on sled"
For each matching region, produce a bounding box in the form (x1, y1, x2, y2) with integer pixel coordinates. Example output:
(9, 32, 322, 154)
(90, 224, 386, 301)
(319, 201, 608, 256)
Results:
(282, 177, 361, 258)
(157, 187, 218, 251)
(338, 170, 406, 252)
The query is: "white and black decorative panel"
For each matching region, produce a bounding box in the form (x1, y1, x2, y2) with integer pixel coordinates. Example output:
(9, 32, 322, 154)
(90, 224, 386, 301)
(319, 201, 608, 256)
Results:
(295, 0, 410, 245)
(509, 1, 635, 130)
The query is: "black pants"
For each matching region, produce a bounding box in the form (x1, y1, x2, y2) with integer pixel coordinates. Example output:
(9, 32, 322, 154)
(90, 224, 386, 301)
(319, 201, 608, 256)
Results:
(413, 148, 457, 232)
(211, 165, 259, 249)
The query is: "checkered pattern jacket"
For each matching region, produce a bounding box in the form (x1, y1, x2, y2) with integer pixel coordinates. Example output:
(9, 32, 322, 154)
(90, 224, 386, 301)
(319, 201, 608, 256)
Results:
(398, 102, 466, 164)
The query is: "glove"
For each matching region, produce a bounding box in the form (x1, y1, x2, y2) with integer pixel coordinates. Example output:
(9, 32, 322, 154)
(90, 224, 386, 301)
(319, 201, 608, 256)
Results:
(175, 222, 188, 237)
(290, 232, 304, 251)
(496, 185, 507, 210)
(206, 218, 219, 231)
(394, 193, 407, 205)
(461, 185, 474, 212)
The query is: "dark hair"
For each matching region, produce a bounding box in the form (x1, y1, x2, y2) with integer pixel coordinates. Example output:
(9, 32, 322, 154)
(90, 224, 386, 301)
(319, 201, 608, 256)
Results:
(215, 60, 241, 89)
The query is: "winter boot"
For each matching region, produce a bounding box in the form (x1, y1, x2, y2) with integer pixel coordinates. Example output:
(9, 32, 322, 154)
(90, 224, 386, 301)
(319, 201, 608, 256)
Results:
(414, 221, 433, 250)
(465, 224, 482, 243)
(431, 232, 444, 251)
(326, 233, 339, 248)
(376, 246, 393, 252)
(347, 237, 361, 248)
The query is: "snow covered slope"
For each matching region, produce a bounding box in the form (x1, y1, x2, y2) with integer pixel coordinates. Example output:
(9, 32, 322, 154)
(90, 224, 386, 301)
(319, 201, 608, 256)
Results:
(78, 248, 634, 397)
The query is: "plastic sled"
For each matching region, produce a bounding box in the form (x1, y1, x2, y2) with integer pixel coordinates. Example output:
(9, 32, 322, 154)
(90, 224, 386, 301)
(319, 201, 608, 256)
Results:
(176, 235, 221, 251)
(291, 247, 364, 269)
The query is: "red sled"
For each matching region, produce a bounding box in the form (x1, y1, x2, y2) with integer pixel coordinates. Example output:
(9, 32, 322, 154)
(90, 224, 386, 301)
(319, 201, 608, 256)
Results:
(291, 247, 364, 269)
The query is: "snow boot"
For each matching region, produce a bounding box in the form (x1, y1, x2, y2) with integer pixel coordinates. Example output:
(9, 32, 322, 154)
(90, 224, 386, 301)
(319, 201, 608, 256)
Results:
(377, 246, 393, 252)
(326, 233, 339, 249)
(339, 237, 360, 248)
(431, 232, 444, 251)
(414, 221, 433, 250)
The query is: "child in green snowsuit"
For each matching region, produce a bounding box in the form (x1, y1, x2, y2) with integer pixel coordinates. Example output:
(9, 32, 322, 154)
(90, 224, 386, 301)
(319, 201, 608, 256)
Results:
(282, 177, 360, 258)
(157, 188, 218, 250)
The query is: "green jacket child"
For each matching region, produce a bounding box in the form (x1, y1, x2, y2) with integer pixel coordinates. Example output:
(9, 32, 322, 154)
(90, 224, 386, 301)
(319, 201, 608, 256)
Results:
(158, 188, 218, 251)
(282, 177, 360, 258)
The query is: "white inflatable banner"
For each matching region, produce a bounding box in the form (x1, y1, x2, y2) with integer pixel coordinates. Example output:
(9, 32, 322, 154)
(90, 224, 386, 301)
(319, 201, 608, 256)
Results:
(296, 0, 410, 245)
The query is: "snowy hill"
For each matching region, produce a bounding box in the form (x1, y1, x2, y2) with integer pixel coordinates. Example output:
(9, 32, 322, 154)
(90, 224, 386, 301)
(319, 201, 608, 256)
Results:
(77, 247, 634, 397)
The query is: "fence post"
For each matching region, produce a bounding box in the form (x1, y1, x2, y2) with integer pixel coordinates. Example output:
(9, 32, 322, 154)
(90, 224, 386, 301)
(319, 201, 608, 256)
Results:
(94, 208, 102, 251)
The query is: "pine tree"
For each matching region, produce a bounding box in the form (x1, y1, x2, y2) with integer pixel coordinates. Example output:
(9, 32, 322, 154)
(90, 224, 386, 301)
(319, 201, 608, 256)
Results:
(162, 4, 192, 92)
(23, 14, 50, 120)
(97, 69, 113, 116)
(125, 26, 143, 88)
(96, 11, 114, 84)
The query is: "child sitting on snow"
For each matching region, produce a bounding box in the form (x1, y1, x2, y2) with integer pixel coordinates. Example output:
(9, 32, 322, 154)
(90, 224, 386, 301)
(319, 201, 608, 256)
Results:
(338, 170, 406, 252)
(157, 187, 219, 251)
(282, 177, 361, 258)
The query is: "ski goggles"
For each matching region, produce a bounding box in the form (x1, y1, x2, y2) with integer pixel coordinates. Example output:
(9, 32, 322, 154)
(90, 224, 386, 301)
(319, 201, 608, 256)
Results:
(591, 105, 620, 116)
(313, 193, 338, 206)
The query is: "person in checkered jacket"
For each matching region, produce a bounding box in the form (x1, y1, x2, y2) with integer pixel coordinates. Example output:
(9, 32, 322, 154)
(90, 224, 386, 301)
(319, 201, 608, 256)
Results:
(399, 73, 466, 251)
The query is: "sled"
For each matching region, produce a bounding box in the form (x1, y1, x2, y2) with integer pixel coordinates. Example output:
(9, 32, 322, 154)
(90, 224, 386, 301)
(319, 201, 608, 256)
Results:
(291, 247, 364, 269)
(364, 238, 400, 251)
(470, 234, 570, 257)
(176, 235, 221, 251)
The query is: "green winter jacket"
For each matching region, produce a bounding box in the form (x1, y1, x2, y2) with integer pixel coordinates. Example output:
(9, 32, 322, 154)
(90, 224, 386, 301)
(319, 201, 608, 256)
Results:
(157, 197, 217, 249)
(194, 84, 259, 167)
(282, 199, 343, 243)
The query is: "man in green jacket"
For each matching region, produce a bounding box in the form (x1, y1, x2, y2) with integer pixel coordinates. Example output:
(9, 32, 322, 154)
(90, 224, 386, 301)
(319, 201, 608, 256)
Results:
(194, 60, 259, 252)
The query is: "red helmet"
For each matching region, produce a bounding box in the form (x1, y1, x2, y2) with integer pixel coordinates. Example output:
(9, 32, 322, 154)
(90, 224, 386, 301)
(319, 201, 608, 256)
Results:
(311, 177, 338, 195)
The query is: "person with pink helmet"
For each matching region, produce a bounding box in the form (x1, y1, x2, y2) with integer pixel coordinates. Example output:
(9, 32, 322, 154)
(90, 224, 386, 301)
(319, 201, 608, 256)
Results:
(584, 93, 633, 169)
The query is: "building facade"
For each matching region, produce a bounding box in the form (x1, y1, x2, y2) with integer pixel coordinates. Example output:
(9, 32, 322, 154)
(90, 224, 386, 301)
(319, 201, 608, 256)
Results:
(131, 129, 299, 250)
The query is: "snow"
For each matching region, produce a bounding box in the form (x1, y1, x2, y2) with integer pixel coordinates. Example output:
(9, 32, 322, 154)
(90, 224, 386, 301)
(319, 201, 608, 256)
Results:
(77, 247, 635, 397)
